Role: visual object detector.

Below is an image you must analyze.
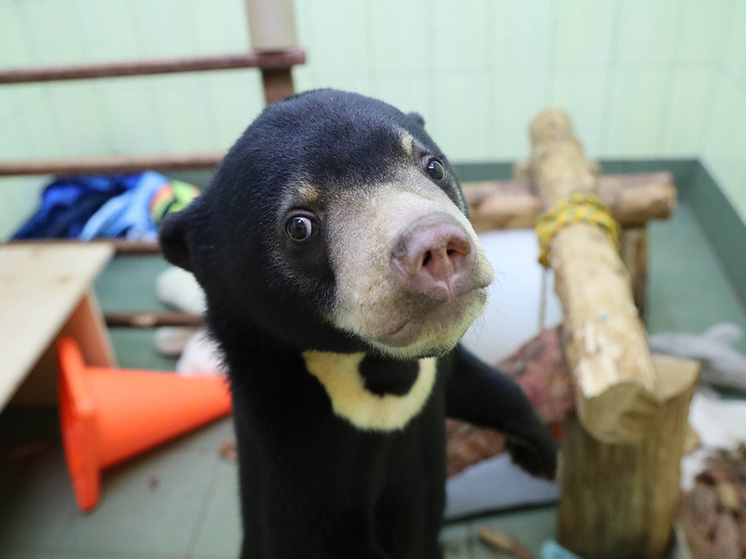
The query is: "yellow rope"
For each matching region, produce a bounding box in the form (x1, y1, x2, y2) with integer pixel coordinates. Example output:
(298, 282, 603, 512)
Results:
(535, 193, 621, 268)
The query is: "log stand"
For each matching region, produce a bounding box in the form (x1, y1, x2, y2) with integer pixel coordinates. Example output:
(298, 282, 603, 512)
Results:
(528, 109, 698, 559)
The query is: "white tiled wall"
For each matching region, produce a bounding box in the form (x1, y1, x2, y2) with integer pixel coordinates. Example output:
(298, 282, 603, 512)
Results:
(701, 0, 746, 224)
(0, 0, 744, 237)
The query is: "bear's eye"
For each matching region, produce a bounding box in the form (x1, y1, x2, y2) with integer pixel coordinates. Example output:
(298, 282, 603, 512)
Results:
(426, 158, 446, 181)
(286, 216, 313, 241)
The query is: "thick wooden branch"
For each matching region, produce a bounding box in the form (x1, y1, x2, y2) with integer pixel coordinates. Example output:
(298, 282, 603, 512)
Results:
(531, 109, 660, 444)
(464, 172, 676, 232)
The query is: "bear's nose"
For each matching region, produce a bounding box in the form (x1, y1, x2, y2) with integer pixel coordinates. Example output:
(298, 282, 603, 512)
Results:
(391, 214, 476, 301)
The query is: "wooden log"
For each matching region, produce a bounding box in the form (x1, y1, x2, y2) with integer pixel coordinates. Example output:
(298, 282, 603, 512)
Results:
(530, 109, 660, 444)
(464, 172, 676, 232)
(0, 50, 305, 84)
(619, 226, 648, 316)
(558, 355, 699, 559)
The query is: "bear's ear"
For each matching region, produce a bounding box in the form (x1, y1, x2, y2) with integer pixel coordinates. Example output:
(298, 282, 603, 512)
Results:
(159, 206, 197, 272)
(406, 111, 426, 128)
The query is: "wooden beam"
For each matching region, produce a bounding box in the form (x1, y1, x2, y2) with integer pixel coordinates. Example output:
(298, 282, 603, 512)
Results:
(464, 172, 676, 231)
(0, 50, 305, 85)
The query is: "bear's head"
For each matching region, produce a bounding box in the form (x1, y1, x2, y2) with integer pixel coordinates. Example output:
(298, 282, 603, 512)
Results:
(160, 89, 493, 360)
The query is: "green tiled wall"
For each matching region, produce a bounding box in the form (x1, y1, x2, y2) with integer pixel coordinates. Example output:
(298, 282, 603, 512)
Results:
(0, 0, 743, 238)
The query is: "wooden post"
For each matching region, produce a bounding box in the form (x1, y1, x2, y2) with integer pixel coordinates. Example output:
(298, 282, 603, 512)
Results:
(246, 0, 297, 105)
(619, 226, 648, 316)
(260, 68, 295, 106)
(530, 109, 660, 445)
(558, 355, 699, 559)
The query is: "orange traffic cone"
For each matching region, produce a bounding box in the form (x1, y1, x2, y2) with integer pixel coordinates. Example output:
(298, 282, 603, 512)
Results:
(57, 337, 232, 512)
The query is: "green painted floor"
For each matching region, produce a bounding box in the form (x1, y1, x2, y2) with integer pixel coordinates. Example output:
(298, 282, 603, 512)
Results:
(2, 176, 746, 558)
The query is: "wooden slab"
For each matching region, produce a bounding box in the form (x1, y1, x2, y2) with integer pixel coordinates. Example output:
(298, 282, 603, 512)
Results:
(0, 243, 114, 409)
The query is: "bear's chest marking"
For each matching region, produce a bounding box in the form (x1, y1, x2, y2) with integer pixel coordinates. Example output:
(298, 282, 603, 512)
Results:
(302, 351, 437, 431)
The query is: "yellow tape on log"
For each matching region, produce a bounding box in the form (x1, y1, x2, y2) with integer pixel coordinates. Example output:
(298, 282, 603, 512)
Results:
(535, 193, 621, 268)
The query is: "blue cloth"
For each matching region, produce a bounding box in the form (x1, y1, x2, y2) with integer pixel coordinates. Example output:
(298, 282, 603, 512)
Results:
(79, 172, 169, 241)
(541, 540, 584, 559)
(13, 172, 170, 241)
(13, 174, 141, 239)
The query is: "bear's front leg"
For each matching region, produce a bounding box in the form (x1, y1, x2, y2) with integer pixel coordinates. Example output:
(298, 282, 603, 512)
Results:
(444, 345, 558, 479)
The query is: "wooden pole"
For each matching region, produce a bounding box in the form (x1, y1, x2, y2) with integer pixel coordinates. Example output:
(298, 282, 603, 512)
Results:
(260, 68, 295, 106)
(558, 355, 699, 559)
(530, 109, 660, 444)
(246, 0, 298, 106)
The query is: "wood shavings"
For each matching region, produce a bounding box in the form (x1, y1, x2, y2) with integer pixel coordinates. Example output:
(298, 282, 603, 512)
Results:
(680, 444, 746, 558)
(219, 441, 238, 463)
(478, 526, 532, 559)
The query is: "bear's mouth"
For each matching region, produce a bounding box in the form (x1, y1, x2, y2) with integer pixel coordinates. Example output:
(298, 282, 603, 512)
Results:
(375, 286, 488, 349)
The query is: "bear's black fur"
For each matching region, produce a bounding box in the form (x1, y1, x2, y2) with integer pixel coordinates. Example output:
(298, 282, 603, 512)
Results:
(160, 89, 557, 559)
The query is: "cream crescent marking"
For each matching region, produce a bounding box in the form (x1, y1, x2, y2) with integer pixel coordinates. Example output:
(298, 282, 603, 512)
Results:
(302, 351, 438, 431)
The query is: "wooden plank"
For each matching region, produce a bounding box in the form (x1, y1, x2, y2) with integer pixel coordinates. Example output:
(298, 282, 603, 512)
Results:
(9, 290, 116, 406)
(0, 243, 113, 409)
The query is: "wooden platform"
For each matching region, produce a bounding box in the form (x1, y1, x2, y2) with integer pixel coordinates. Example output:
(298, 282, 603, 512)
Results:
(0, 243, 115, 409)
